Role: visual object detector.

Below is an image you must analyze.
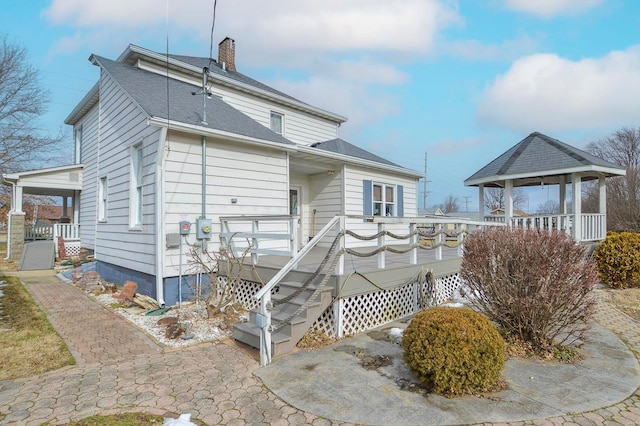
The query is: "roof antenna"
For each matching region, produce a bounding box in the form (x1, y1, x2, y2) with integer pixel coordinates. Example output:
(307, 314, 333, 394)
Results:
(191, 0, 218, 126)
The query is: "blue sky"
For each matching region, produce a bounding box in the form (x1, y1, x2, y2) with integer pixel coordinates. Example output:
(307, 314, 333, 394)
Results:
(2, 0, 639, 212)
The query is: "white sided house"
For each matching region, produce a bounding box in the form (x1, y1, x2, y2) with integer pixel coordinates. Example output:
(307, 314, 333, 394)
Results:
(4, 39, 625, 364)
(6, 38, 423, 305)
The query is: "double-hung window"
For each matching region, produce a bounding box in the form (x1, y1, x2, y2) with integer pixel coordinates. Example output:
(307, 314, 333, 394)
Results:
(98, 176, 107, 222)
(130, 143, 143, 227)
(373, 183, 395, 216)
(270, 111, 283, 135)
(363, 180, 404, 217)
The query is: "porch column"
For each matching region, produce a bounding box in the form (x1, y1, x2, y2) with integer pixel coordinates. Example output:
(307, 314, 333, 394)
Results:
(62, 196, 68, 218)
(8, 212, 26, 261)
(478, 184, 485, 220)
(505, 179, 514, 228)
(14, 185, 23, 213)
(559, 175, 567, 214)
(73, 190, 80, 223)
(572, 173, 582, 241)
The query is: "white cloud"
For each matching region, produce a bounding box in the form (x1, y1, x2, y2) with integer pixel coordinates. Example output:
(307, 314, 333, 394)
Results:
(270, 76, 401, 135)
(444, 34, 540, 62)
(43, 0, 459, 137)
(477, 46, 640, 132)
(502, 0, 604, 18)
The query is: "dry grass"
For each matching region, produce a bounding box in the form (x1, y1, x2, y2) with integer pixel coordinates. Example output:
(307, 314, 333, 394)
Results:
(608, 288, 640, 322)
(0, 275, 75, 380)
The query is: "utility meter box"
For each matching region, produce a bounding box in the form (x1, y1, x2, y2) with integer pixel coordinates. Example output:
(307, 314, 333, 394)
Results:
(179, 221, 191, 235)
(196, 218, 212, 239)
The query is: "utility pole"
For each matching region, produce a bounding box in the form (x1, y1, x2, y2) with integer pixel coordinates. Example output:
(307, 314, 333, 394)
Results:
(423, 152, 428, 209)
(463, 196, 472, 212)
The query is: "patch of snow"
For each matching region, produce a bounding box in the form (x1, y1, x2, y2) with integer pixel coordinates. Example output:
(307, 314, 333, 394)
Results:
(387, 327, 404, 338)
(441, 302, 464, 308)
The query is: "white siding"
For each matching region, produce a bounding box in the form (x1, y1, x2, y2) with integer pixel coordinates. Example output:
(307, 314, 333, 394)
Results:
(163, 131, 289, 276)
(290, 173, 311, 243)
(77, 104, 99, 250)
(91, 70, 160, 275)
(307, 171, 343, 246)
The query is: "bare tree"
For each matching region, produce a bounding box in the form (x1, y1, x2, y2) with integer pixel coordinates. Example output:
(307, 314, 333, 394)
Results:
(484, 187, 529, 212)
(0, 35, 65, 174)
(441, 194, 460, 214)
(536, 199, 560, 215)
(586, 127, 640, 232)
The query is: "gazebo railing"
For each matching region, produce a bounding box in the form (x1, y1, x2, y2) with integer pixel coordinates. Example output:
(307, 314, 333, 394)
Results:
(484, 213, 606, 241)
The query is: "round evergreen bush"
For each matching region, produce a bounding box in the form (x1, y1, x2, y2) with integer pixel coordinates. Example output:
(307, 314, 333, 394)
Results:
(402, 307, 505, 397)
(594, 232, 640, 289)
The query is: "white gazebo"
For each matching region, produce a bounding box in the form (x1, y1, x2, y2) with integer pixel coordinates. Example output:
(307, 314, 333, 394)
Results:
(465, 132, 626, 242)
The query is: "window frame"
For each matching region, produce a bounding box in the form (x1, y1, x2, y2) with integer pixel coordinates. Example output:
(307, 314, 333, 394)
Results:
(129, 143, 143, 229)
(98, 176, 108, 222)
(270, 111, 284, 135)
(372, 182, 396, 217)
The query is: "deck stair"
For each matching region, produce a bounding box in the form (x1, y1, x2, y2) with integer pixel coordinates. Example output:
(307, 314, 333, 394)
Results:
(232, 279, 333, 357)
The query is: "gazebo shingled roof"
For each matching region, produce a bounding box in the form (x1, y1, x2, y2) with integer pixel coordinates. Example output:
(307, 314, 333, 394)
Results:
(465, 132, 625, 188)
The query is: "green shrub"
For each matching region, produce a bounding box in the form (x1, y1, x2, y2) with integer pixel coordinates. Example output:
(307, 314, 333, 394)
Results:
(594, 232, 640, 289)
(461, 227, 597, 350)
(402, 307, 505, 397)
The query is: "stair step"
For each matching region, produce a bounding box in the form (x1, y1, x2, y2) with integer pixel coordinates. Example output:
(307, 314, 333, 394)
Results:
(232, 322, 291, 352)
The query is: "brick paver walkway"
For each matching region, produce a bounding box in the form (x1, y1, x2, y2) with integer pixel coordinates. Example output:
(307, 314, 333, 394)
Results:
(1, 272, 640, 425)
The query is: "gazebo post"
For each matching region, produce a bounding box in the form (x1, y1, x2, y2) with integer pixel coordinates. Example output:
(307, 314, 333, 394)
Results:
(559, 175, 567, 214)
(572, 172, 582, 241)
(478, 184, 485, 221)
(505, 179, 514, 228)
(599, 175, 606, 237)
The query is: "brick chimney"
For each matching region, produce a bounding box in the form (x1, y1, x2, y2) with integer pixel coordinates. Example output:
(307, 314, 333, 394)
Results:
(218, 37, 236, 72)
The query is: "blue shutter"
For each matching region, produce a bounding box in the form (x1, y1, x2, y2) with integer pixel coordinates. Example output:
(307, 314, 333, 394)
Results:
(397, 185, 404, 217)
(363, 180, 372, 215)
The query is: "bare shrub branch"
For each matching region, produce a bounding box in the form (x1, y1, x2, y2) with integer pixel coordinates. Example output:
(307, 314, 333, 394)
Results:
(461, 227, 597, 349)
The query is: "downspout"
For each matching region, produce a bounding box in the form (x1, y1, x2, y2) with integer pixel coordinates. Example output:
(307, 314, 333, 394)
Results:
(154, 127, 168, 307)
(201, 135, 207, 251)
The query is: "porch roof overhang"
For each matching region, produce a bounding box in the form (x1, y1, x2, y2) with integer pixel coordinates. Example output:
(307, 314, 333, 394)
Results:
(292, 145, 424, 178)
(2, 164, 84, 197)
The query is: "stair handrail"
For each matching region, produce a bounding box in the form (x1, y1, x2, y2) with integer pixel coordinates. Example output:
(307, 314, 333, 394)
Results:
(255, 214, 342, 366)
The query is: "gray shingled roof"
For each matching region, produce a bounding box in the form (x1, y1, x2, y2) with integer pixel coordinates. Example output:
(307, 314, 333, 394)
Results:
(91, 55, 294, 146)
(167, 54, 301, 103)
(465, 132, 625, 187)
(310, 138, 401, 167)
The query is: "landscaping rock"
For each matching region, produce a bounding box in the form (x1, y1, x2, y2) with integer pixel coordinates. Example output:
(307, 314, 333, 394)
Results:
(157, 316, 179, 326)
(165, 322, 185, 339)
(78, 271, 104, 294)
(114, 280, 137, 302)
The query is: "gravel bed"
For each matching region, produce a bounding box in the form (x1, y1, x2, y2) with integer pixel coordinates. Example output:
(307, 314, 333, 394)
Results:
(94, 293, 247, 347)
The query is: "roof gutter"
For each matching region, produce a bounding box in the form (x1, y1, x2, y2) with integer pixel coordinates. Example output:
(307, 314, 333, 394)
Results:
(147, 117, 297, 153)
(464, 165, 627, 187)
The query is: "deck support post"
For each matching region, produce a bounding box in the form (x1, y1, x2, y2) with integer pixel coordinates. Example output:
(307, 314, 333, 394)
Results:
(435, 223, 443, 261)
(336, 216, 345, 275)
(377, 222, 386, 269)
(409, 222, 417, 265)
(251, 220, 259, 265)
(333, 298, 344, 338)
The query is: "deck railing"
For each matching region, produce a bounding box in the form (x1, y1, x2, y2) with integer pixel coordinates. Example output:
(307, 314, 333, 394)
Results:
(54, 223, 80, 240)
(222, 214, 503, 366)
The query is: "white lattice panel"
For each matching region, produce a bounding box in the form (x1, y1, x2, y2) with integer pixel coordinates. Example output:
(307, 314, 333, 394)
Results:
(227, 271, 462, 339)
(433, 273, 461, 304)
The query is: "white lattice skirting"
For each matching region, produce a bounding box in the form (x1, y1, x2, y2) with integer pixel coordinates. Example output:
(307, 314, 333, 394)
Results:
(232, 271, 462, 339)
(63, 241, 82, 257)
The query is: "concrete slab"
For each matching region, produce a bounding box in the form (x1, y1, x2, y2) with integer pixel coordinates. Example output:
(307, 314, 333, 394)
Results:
(255, 321, 640, 426)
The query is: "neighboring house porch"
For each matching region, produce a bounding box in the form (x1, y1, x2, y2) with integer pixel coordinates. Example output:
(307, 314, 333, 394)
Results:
(2, 165, 83, 269)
